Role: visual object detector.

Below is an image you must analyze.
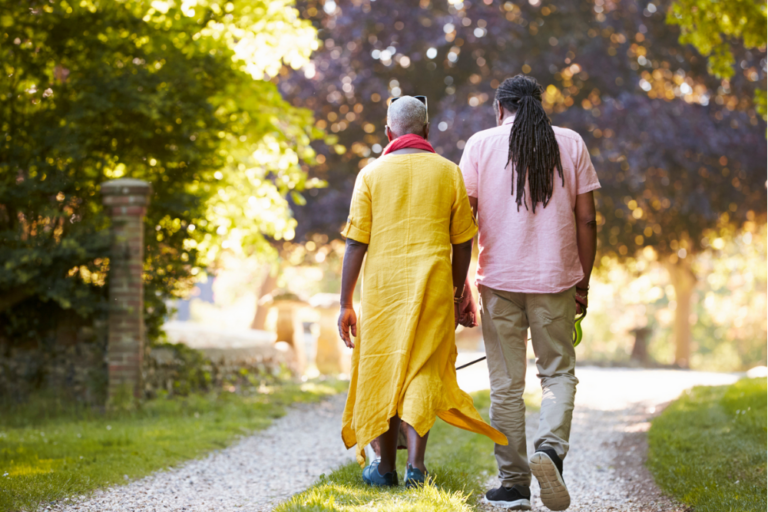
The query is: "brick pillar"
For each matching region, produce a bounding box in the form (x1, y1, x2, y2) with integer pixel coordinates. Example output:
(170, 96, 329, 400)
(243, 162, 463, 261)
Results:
(101, 179, 151, 399)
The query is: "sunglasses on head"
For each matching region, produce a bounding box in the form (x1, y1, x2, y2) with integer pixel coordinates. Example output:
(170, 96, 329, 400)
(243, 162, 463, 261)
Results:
(389, 95, 429, 121)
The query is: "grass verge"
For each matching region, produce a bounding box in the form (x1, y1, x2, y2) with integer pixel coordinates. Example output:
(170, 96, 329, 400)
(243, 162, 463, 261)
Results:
(275, 391, 504, 512)
(648, 377, 767, 512)
(0, 379, 346, 512)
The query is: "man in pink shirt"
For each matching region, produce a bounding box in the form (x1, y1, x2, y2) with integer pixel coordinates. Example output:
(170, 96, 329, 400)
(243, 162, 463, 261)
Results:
(459, 75, 599, 511)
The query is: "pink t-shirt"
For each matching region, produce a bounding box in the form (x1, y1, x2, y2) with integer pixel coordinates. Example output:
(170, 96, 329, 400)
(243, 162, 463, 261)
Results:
(459, 116, 601, 294)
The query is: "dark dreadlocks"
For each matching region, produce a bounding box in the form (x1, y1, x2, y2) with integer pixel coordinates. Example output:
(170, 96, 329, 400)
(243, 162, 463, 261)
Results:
(496, 75, 564, 213)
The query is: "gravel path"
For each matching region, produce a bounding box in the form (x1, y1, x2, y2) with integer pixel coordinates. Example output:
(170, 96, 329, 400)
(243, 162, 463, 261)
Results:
(50, 361, 740, 512)
(49, 393, 354, 512)
(455, 356, 741, 512)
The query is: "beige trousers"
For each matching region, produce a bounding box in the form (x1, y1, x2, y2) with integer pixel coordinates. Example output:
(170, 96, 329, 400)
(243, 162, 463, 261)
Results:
(479, 285, 579, 487)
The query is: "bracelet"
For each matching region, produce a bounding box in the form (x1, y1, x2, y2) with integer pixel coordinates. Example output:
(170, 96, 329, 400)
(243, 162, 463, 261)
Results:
(453, 285, 464, 303)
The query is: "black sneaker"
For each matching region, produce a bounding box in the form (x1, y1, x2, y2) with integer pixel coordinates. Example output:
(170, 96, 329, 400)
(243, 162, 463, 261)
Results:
(481, 484, 531, 510)
(530, 446, 570, 511)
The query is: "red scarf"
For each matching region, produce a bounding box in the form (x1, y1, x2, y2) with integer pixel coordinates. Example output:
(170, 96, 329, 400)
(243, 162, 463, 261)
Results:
(382, 133, 436, 156)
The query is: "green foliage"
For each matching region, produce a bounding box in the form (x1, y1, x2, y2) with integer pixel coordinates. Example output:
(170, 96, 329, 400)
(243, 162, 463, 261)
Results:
(667, 0, 767, 119)
(107, 383, 138, 412)
(283, 0, 765, 265)
(275, 390, 498, 512)
(0, 0, 322, 343)
(0, 379, 344, 512)
(143, 341, 296, 397)
(148, 341, 211, 396)
(648, 378, 767, 512)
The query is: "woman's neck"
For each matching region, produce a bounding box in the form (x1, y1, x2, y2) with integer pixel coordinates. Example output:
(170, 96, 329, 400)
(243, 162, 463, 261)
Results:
(388, 148, 431, 155)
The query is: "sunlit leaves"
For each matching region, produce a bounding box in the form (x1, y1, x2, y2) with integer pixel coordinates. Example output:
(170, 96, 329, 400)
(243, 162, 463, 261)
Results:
(667, 0, 767, 119)
(0, 0, 321, 342)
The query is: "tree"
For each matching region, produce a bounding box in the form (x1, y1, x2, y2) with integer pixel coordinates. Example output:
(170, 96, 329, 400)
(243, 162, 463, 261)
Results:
(667, 0, 767, 119)
(277, 0, 765, 366)
(0, 0, 321, 343)
(571, 95, 766, 367)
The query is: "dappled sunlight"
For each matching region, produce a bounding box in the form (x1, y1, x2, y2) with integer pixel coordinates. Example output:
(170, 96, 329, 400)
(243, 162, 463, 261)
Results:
(300, 381, 347, 396)
(275, 391, 497, 512)
(6, 459, 57, 478)
(281, 480, 474, 512)
(0, 382, 343, 511)
(648, 378, 767, 511)
(1, 0, 765, 510)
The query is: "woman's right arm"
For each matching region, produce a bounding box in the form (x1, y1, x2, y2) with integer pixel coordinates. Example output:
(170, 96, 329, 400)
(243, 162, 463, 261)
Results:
(338, 238, 368, 348)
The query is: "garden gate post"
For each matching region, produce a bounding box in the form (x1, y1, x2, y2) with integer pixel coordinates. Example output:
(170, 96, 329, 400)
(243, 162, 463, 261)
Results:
(101, 179, 152, 400)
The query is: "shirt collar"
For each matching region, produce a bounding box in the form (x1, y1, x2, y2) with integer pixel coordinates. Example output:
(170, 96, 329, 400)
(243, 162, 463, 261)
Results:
(502, 114, 516, 126)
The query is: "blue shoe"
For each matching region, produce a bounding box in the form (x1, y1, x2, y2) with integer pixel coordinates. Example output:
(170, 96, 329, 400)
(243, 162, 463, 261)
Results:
(362, 458, 398, 487)
(404, 463, 428, 488)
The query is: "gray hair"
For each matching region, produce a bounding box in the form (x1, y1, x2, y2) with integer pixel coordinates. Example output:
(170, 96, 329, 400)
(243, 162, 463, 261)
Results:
(387, 96, 428, 136)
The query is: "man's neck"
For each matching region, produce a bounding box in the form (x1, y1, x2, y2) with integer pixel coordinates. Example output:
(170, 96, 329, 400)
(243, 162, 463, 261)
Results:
(500, 113, 516, 126)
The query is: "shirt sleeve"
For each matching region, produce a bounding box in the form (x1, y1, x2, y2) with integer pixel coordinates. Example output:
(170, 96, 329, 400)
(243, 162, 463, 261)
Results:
(575, 136, 601, 195)
(341, 171, 372, 244)
(450, 166, 479, 245)
(458, 138, 479, 198)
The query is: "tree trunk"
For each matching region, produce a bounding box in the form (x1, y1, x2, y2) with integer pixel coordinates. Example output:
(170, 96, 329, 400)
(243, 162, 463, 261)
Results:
(250, 265, 278, 330)
(630, 327, 651, 365)
(666, 258, 696, 368)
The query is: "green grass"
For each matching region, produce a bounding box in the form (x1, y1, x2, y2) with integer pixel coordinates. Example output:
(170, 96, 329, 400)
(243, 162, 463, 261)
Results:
(0, 379, 347, 512)
(276, 391, 506, 512)
(648, 377, 767, 512)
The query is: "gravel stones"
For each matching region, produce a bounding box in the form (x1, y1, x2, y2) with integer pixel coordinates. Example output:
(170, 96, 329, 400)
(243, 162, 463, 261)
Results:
(479, 367, 739, 511)
(50, 393, 354, 512)
(50, 366, 738, 511)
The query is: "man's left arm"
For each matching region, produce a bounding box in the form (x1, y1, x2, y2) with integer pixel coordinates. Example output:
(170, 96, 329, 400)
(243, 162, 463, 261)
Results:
(574, 191, 597, 313)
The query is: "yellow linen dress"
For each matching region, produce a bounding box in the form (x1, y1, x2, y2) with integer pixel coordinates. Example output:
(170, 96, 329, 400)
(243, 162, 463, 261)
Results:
(341, 152, 508, 466)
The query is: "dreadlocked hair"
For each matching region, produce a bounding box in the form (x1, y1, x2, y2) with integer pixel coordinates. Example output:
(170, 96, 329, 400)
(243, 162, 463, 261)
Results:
(496, 75, 564, 213)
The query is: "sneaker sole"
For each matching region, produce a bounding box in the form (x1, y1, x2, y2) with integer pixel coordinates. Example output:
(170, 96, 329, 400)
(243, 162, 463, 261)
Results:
(480, 496, 531, 510)
(530, 452, 570, 511)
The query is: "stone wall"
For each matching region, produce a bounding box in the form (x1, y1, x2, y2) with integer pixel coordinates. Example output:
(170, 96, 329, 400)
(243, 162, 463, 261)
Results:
(143, 342, 294, 398)
(0, 320, 109, 404)
(0, 321, 297, 404)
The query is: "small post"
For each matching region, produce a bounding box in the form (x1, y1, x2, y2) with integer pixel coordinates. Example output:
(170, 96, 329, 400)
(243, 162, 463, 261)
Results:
(265, 291, 308, 375)
(310, 293, 344, 375)
(101, 178, 151, 399)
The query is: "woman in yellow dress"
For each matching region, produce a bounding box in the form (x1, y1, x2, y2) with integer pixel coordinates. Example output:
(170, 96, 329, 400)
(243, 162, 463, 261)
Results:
(337, 95, 507, 488)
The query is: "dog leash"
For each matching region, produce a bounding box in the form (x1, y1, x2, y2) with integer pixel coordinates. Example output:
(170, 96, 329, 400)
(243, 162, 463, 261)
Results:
(455, 309, 587, 371)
